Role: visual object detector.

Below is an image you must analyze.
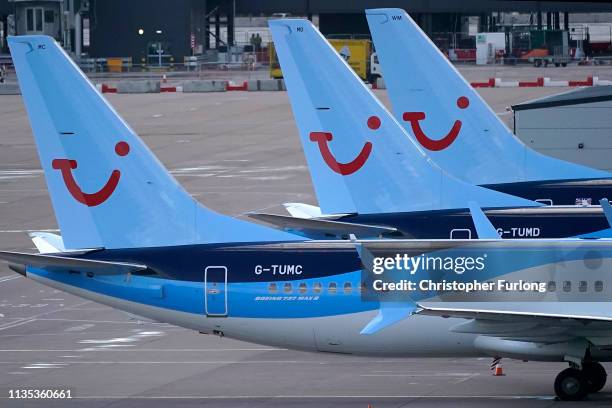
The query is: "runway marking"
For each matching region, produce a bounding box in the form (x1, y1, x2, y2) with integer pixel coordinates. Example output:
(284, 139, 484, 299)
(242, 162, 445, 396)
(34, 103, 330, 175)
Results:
(0, 169, 43, 176)
(453, 373, 480, 384)
(191, 190, 311, 195)
(0, 300, 92, 331)
(0, 318, 36, 331)
(238, 166, 307, 174)
(64, 323, 95, 332)
(0, 275, 20, 283)
(0, 331, 142, 337)
(361, 373, 476, 377)
(21, 362, 68, 369)
(34, 318, 154, 324)
(247, 175, 292, 181)
(0, 395, 557, 400)
(0, 175, 40, 180)
(0, 228, 59, 233)
(0, 348, 283, 352)
(0, 360, 491, 365)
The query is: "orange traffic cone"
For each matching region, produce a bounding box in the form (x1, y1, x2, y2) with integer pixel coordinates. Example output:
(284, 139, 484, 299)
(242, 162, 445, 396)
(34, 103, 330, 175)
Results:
(493, 363, 505, 376)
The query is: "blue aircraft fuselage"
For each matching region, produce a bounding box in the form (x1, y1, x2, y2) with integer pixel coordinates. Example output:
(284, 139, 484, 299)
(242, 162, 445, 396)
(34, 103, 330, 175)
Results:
(20, 239, 612, 359)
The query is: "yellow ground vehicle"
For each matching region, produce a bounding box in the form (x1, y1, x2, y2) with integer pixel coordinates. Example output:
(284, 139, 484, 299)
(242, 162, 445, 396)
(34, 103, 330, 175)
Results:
(269, 38, 374, 81)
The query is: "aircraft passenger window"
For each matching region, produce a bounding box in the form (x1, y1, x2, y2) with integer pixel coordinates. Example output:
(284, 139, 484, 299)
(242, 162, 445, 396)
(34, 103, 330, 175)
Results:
(563, 281, 571, 292)
(268, 283, 278, 293)
(283, 283, 292, 293)
(313, 282, 322, 294)
(298, 282, 307, 294)
(328, 282, 337, 294)
(547, 281, 556, 292)
(595, 281, 604, 292)
(579, 281, 588, 293)
(343, 282, 352, 294)
(360, 282, 367, 293)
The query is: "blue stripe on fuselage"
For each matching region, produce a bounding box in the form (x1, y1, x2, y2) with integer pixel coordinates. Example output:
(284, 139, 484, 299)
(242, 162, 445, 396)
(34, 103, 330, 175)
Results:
(26, 267, 374, 318)
(348, 211, 608, 239)
(25, 243, 612, 319)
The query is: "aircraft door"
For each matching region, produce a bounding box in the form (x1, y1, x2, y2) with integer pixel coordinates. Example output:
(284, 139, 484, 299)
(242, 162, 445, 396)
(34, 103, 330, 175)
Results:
(205, 266, 228, 316)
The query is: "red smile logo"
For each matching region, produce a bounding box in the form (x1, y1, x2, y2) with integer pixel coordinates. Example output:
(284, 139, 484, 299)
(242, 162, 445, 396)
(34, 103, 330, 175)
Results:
(51, 141, 130, 207)
(309, 116, 380, 176)
(402, 96, 469, 151)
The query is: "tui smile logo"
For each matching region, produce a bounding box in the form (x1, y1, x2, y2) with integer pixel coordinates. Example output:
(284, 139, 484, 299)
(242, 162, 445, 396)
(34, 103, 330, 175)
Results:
(51, 141, 130, 207)
(309, 116, 380, 176)
(403, 96, 469, 151)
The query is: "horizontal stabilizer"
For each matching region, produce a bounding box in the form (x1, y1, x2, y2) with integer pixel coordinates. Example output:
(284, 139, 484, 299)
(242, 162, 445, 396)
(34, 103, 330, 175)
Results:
(247, 212, 397, 239)
(29, 232, 66, 253)
(283, 203, 323, 219)
(0, 250, 147, 275)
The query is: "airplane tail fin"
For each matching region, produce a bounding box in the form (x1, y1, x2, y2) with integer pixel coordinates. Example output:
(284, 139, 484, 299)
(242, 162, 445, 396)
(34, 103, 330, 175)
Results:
(366, 9, 610, 185)
(269, 20, 539, 215)
(9, 36, 300, 249)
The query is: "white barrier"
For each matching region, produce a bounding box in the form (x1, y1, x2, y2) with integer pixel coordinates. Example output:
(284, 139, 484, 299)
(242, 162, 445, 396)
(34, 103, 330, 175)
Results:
(247, 79, 284, 91)
(0, 84, 20, 95)
(182, 80, 227, 93)
(116, 80, 161, 94)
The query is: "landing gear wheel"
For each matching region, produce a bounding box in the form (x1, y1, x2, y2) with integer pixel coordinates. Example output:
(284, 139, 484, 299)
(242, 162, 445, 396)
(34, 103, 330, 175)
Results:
(554, 368, 588, 401)
(584, 362, 607, 393)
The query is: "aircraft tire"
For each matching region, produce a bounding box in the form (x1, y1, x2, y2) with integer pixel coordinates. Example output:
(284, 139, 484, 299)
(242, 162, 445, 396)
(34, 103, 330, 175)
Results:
(583, 362, 607, 393)
(554, 368, 589, 401)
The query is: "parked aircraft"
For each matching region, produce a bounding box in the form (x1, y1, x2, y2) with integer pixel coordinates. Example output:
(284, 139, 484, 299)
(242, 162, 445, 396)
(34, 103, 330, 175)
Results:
(365, 8, 612, 205)
(249, 19, 611, 240)
(3, 34, 612, 401)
